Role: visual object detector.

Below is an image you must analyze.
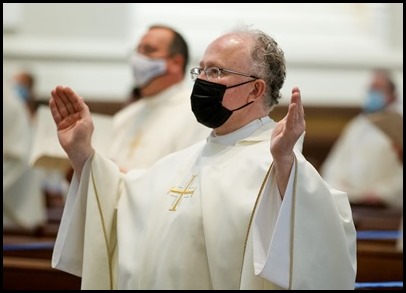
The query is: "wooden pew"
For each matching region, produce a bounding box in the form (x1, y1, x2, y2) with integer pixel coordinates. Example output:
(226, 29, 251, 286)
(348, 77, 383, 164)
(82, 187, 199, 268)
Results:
(4, 227, 403, 289)
(3, 256, 81, 290)
(355, 228, 403, 291)
(356, 240, 403, 283)
(3, 235, 81, 290)
(352, 205, 403, 231)
(3, 235, 55, 259)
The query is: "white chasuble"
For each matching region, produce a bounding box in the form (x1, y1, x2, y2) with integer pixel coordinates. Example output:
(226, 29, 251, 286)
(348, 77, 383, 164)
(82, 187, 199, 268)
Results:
(52, 118, 356, 290)
(3, 90, 46, 230)
(321, 114, 403, 207)
(108, 82, 211, 171)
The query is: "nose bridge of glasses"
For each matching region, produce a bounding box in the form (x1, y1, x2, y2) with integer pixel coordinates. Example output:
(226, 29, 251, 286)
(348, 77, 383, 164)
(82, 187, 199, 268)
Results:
(190, 67, 200, 80)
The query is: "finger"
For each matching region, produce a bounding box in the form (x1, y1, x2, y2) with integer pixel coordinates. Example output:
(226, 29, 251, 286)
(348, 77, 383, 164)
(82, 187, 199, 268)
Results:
(64, 86, 85, 113)
(52, 86, 71, 119)
(50, 88, 63, 125)
(50, 85, 70, 120)
(291, 87, 301, 109)
(291, 87, 305, 124)
(286, 102, 298, 131)
(286, 87, 299, 125)
(57, 86, 76, 116)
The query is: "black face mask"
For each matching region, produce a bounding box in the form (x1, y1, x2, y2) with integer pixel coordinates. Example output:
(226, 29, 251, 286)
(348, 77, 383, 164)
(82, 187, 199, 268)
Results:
(190, 78, 256, 128)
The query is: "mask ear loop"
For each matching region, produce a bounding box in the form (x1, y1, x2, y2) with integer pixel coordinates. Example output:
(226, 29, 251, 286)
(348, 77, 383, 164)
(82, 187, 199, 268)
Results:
(230, 101, 254, 112)
(226, 79, 258, 112)
(226, 78, 258, 89)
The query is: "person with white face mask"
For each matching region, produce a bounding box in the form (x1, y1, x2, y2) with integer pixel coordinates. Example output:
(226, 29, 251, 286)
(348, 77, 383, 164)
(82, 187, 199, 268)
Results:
(109, 24, 211, 172)
(130, 52, 167, 89)
(12, 71, 37, 119)
(321, 68, 403, 208)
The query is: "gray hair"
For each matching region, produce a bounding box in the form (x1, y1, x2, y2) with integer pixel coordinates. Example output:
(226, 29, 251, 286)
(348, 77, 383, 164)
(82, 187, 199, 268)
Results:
(229, 26, 286, 111)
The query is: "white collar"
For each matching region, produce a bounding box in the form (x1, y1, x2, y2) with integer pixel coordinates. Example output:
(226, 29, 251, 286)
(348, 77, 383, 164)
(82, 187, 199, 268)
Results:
(209, 116, 271, 146)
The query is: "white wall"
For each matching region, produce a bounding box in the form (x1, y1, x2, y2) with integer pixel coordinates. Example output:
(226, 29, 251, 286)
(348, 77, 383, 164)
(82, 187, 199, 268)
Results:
(3, 3, 403, 107)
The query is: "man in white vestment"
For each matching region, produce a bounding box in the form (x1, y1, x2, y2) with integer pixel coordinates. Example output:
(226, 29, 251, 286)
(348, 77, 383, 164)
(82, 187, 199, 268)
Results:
(108, 24, 210, 171)
(3, 84, 47, 232)
(321, 69, 403, 208)
(50, 26, 357, 290)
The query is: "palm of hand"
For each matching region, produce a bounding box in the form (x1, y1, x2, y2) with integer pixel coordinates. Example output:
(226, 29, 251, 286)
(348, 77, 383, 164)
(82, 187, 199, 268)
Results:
(271, 87, 306, 160)
(57, 112, 94, 153)
(271, 113, 304, 159)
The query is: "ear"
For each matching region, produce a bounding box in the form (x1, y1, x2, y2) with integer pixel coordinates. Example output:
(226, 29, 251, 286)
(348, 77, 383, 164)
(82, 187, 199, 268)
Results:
(248, 79, 266, 101)
(167, 54, 184, 74)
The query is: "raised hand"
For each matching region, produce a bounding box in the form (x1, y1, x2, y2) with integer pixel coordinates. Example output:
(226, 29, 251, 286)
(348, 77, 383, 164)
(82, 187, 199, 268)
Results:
(271, 87, 306, 196)
(49, 86, 94, 178)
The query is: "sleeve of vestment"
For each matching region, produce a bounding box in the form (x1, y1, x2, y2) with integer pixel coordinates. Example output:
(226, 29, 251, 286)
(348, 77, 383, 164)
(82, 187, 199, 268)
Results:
(252, 152, 357, 290)
(52, 151, 123, 289)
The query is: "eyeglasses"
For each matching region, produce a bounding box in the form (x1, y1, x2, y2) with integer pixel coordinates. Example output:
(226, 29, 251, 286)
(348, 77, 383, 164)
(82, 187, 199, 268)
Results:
(190, 67, 259, 81)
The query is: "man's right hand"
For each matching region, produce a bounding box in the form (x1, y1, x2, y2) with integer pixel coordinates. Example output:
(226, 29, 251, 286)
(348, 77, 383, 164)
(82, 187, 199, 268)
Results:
(49, 86, 94, 179)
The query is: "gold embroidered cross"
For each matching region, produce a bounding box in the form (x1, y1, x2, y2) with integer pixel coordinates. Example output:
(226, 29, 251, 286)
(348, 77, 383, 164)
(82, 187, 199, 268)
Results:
(167, 175, 198, 211)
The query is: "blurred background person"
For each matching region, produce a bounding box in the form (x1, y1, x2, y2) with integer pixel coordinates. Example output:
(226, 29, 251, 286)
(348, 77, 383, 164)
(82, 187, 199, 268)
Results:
(108, 24, 211, 172)
(320, 68, 403, 208)
(123, 85, 143, 107)
(12, 70, 69, 208)
(12, 70, 37, 119)
(3, 82, 47, 234)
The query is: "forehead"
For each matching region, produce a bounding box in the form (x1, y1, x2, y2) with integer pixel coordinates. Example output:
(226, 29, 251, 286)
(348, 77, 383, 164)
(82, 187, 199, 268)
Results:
(137, 27, 173, 53)
(200, 33, 252, 70)
(371, 72, 391, 90)
(14, 73, 33, 86)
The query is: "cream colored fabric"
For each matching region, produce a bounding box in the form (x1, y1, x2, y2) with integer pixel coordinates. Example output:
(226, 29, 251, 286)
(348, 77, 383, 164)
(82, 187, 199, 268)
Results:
(108, 81, 211, 170)
(3, 87, 46, 230)
(52, 118, 356, 290)
(241, 156, 357, 289)
(321, 114, 403, 207)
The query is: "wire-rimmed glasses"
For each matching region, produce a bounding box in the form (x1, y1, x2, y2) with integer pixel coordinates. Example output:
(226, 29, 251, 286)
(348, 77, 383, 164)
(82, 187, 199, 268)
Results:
(190, 67, 258, 81)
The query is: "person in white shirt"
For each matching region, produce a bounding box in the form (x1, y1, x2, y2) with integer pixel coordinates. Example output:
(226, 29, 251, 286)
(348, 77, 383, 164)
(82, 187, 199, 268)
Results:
(109, 24, 210, 171)
(3, 84, 47, 232)
(321, 69, 403, 208)
(49, 26, 356, 290)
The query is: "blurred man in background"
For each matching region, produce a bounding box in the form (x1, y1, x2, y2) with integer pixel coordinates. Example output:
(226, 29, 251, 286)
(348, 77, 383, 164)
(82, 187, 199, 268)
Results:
(321, 68, 403, 208)
(12, 70, 37, 119)
(109, 24, 210, 172)
(3, 83, 47, 233)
